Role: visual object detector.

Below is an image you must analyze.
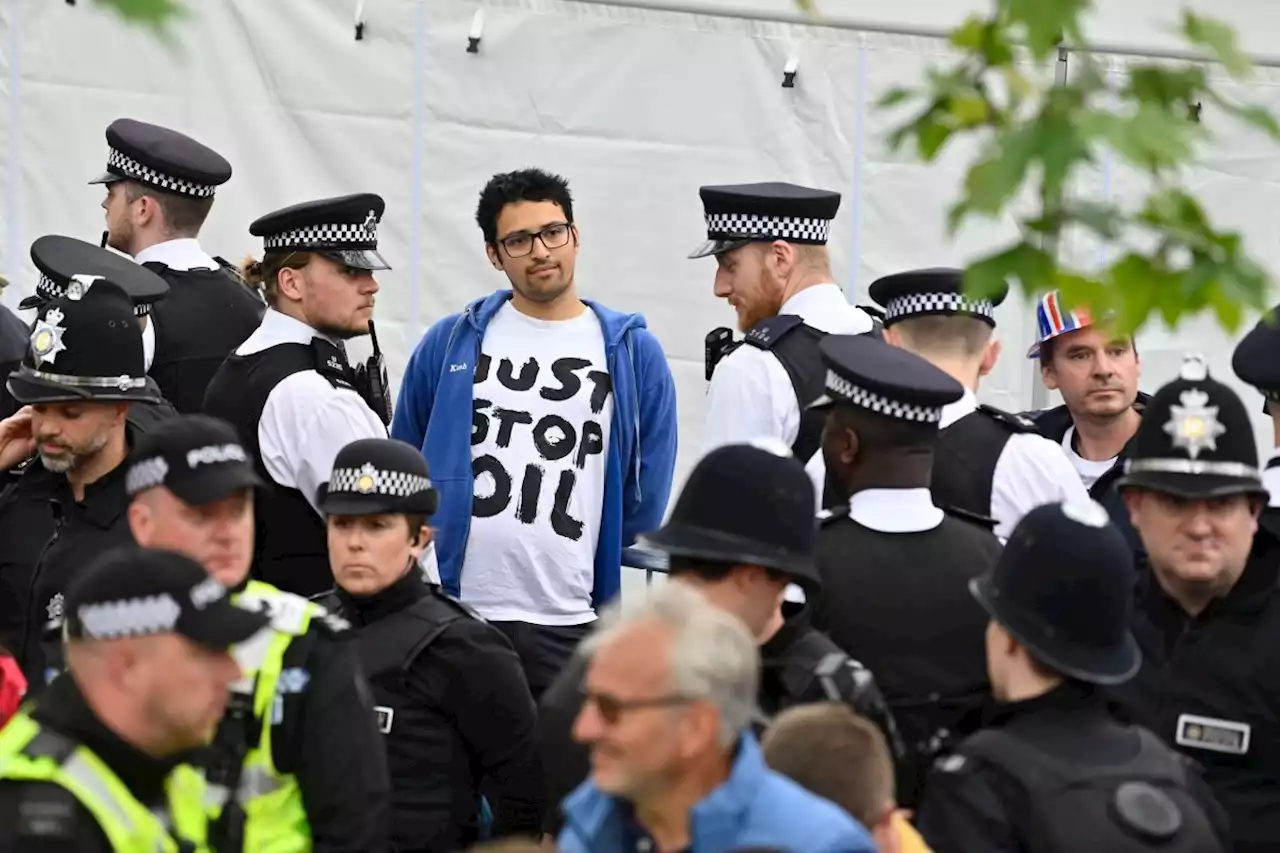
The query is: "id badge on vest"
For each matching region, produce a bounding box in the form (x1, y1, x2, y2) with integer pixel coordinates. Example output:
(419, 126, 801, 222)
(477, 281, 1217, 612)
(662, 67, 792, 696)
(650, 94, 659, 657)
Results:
(1175, 713, 1250, 755)
(375, 706, 394, 734)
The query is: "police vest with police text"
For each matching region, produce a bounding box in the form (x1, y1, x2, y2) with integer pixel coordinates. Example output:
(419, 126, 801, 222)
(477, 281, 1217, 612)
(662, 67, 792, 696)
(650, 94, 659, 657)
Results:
(958, 725, 1224, 853)
(203, 340, 355, 598)
(0, 711, 210, 853)
(205, 580, 321, 853)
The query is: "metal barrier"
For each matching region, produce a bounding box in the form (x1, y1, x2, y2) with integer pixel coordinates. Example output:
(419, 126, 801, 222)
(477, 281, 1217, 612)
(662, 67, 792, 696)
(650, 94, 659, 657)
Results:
(621, 546, 670, 585)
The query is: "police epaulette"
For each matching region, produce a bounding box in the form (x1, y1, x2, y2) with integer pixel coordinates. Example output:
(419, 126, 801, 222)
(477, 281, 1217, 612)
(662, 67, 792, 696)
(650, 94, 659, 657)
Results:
(743, 314, 805, 350)
(978, 403, 1041, 435)
(941, 503, 998, 531)
(817, 503, 850, 526)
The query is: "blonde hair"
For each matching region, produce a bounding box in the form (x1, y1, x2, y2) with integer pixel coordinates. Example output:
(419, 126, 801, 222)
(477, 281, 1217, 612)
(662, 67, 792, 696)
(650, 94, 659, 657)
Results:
(893, 314, 993, 360)
(239, 251, 313, 307)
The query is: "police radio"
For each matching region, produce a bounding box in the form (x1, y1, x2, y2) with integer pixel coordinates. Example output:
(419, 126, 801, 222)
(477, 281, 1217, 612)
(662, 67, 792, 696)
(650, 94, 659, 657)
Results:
(705, 327, 736, 381)
(353, 319, 394, 426)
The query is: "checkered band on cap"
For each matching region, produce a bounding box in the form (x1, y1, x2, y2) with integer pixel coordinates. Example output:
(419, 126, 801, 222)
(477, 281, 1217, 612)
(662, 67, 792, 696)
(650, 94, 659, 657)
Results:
(330, 464, 432, 498)
(264, 220, 378, 251)
(705, 212, 831, 244)
(823, 369, 944, 423)
(76, 594, 182, 640)
(885, 292, 995, 322)
(106, 146, 217, 198)
(37, 273, 150, 317)
(125, 456, 170, 495)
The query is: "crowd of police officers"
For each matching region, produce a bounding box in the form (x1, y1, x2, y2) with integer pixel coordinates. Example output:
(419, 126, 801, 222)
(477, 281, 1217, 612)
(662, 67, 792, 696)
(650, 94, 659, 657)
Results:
(0, 116, 1277, 853)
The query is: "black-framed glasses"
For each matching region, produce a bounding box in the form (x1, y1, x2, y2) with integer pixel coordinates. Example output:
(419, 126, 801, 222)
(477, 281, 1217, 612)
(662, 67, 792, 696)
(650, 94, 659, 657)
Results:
(584, 690, 696, 725)
(498, 222, 572, 258)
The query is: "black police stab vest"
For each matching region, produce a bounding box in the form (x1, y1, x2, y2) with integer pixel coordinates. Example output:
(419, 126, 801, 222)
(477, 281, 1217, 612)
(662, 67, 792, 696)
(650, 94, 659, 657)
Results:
(738, 314, 883, 506)
(203, 340, 351, 598)
(143, 263, 265, 415)
(323, 590, 482, 852)
(931, 405, 1037, 520)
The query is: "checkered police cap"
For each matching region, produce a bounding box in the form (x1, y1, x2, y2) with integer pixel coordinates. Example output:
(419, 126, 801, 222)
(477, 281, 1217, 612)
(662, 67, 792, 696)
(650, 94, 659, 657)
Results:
(822, 369, 945, 423)
(705, 212, 833, 245)
(263, 216, 379, 251)
(330, 463, 432, 498)
(884, 292, 996, 324)
(35, 273, 151, 317)
(105, 146, 218, 199)
(320, 437, 440, 516)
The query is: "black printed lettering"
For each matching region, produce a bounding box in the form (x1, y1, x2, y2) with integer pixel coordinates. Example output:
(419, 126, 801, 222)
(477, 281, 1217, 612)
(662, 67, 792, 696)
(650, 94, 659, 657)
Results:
(472, 399, 492, 445)
(532, 415, 577, 462)
(497, 357, 538, 391)
(586, 370, 613, 414)
(551, 469, 584, 540)
(517, 465, 543, 524)
(575, 421, 604, 469)
(474, 353, 491, 384)
(493, 408, 533, 448)
(542, 357, 591, 401)
(472, 455, 510, 517)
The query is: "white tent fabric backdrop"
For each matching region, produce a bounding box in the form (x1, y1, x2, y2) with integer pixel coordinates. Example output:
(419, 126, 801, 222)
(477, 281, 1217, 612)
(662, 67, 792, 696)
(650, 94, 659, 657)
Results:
(0, 0, 1277, 501)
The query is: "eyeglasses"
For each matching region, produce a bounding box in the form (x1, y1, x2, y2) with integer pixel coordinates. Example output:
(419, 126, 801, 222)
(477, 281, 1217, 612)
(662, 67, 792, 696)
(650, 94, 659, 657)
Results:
(498, 222, 572, 258)
(584, 690, 695, 725)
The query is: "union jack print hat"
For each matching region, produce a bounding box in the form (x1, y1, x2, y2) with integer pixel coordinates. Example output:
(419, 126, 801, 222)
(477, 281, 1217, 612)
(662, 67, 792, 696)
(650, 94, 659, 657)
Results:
(1027, 290, 1094, 358)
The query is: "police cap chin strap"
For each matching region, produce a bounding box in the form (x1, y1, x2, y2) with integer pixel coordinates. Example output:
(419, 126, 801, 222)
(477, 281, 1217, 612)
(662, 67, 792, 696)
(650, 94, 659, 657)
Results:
(353, 318, 393, 426)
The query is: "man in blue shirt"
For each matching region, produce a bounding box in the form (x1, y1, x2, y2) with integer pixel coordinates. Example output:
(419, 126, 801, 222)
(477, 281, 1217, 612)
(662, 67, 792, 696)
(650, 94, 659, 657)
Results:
(391, 168, 677, 699)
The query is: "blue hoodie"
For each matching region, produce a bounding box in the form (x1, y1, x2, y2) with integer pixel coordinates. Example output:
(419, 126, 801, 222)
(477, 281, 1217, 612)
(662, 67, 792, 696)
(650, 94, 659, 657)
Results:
(391, 290, 678, 608)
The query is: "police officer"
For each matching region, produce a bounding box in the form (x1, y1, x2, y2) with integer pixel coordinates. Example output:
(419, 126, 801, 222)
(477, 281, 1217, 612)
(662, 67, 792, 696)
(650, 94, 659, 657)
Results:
(690, 182, 878, 504)
(314, 438, 544, 852)
(1111, 354, 1280, 853)
(917, 500, 1229, 853)
(125, 414, 392, 852)
(9, 234, 178, 431)
(90, 118, 265, 414)
(809, 333, 1003, 809)
(0, 544, 268, 852)
(1230, 305, 1280, 505)
(0, 270, 164, 694)
(538, 440, 903, 834)
(870, 268, 1088, 538)
(204, 194, 397, 598)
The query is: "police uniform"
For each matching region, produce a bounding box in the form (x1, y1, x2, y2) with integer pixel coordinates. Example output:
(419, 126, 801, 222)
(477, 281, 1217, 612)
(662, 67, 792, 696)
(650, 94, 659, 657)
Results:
(313, 438, 543, 851)
(124, 416, 392, 853)
(691, 182, 877, 505)
(807, 334, 1003, 809)
(537, 440, 904, 835)
(0, 545, 268, 852)
(1022, 290, 1150, 553)
(4, 234, 178, 433)
(868, 269, 1089, 539)
(0, 275, 162, 694)
(917, 501, 1229, 853)
(1230, 305, 1280, 506)
(1109, 355, 1280, 853)
(89, 118, 265, 415)
(203, 194, 394, 598)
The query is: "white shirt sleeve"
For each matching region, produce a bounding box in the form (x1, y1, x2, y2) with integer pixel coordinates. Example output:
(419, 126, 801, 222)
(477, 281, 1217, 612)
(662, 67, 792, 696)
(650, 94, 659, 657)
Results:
(700, 345, 799, 454)
(258, 371, 388, 516)
(141, 317, 157, 373)
(991, 432, 1092, 539)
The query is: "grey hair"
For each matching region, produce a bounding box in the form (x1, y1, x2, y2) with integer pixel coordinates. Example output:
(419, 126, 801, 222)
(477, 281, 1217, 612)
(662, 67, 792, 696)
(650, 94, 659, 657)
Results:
(580, 583, 760, 747)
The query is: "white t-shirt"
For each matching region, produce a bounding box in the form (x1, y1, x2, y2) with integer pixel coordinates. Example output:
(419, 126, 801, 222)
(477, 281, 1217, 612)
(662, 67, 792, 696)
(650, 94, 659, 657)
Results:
(460, 302, 614, 625)
(1062, 426, 1116, 490)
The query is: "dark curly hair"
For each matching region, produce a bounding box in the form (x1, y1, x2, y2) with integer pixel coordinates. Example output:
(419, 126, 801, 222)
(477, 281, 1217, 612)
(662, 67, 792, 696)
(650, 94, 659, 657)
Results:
(474, 168, 574, 246)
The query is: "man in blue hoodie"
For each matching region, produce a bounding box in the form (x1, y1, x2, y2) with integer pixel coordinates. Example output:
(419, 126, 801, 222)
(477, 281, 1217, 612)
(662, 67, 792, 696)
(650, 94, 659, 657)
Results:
(391, 168, 678, 699)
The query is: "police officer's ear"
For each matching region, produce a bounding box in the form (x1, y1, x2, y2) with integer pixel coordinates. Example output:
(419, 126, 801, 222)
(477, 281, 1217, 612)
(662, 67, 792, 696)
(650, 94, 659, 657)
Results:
(763, 239, 798, 280)
(275, 264, 308, 302)
(108, 402, 130, 427)
(979, 336, 1002, 378)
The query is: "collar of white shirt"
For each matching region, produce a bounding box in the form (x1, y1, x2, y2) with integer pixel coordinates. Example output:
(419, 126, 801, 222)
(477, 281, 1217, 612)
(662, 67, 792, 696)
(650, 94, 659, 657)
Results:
(245, 308, 340, 351)
(939, 387, 979, 429)
(849, 487, 944, 533)
(779, 283, 874, 335)
(134, 238, 219, 272)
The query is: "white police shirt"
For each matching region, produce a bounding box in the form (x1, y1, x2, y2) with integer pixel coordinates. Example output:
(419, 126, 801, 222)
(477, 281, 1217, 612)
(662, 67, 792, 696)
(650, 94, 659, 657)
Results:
(940, 389, 1090, 540)
(134, 238, 219, 372)
(701, 283, 875, 499)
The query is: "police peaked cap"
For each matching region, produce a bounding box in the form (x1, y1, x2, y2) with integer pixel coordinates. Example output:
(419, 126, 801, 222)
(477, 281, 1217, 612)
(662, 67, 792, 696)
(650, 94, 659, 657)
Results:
(319, 438, 439, 517)
(7, 277, 159, 406)
(20, 235, 169, 315)
(1116, 354, 1265, 500)
(868, 267, 1007, 328)
(689, 182, 841, 259)
(1231, 305, 1280, 415)
(637, 440, 821, 587)
(250, 193, 391, 272)
(971, 500, 1141, 685)
(88, 118, 231, 199)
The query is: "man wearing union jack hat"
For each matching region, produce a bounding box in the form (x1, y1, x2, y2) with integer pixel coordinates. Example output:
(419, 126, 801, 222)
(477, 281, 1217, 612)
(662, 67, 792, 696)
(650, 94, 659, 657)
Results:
(1021, 291, 1149, 553)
